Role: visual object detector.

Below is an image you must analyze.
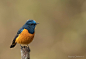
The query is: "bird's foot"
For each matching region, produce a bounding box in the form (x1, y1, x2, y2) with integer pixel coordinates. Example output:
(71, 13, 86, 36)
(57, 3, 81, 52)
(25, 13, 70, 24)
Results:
(20, 45, 30, 52)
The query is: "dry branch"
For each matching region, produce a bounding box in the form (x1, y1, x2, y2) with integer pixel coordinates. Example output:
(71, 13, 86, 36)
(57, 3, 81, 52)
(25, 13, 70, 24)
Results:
(21, 46, 30, 59)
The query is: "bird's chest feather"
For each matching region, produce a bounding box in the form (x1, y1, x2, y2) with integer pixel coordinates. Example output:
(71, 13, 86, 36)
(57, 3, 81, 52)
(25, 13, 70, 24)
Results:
(16, 29, 34, 44)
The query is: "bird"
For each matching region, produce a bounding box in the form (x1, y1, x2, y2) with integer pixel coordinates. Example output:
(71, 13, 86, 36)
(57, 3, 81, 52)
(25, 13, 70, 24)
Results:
(10, 19, 39, 48)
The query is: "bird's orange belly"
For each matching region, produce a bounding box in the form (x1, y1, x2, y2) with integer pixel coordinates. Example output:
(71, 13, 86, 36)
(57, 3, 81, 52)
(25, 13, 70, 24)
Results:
(15, 29, 34, 44)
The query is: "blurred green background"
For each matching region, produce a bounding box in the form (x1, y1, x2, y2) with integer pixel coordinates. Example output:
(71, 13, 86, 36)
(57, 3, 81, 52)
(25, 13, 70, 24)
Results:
(0, 0, 86, 59)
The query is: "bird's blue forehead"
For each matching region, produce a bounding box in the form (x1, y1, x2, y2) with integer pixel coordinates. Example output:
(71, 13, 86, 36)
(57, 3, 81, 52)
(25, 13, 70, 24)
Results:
(26, 20, 36, 24)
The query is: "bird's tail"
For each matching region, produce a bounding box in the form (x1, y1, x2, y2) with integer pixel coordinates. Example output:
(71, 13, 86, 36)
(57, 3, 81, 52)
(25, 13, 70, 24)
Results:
(10, 43, 17, 48)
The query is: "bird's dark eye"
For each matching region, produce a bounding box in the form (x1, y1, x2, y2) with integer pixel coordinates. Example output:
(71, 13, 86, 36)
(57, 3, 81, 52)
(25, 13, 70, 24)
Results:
(30, 23, 36, 25)
(30, 24, 33, 25)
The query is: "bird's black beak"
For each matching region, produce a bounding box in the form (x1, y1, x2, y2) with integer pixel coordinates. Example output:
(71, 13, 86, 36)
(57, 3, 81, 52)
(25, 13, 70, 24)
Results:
(36, 23, 39, 25)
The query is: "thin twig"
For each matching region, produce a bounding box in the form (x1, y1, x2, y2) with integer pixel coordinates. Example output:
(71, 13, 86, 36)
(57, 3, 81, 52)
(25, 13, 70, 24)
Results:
(21, 46, 30, 59)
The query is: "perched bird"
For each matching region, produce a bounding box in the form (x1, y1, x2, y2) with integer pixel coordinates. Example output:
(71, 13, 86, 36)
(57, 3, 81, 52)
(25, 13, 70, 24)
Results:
(10, 20, 39, 48)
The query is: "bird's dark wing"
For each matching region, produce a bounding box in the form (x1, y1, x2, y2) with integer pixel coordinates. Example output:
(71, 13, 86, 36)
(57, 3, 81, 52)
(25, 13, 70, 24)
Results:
(12, 34, 19, 44)
(10, 34, 19, 48)
(10, 28, 24, 48)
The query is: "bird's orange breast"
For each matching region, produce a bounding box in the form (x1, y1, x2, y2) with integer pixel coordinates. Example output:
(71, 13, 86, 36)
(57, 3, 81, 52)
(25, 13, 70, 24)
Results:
(15, 29, 34, 44)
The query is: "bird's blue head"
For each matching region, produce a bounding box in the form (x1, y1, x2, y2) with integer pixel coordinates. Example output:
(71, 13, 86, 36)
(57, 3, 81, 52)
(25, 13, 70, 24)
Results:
(24, 19, 39, 34)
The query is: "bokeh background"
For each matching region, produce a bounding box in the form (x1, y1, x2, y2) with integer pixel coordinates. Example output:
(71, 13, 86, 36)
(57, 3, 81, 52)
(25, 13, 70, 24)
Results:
(0, 0, 86, 59)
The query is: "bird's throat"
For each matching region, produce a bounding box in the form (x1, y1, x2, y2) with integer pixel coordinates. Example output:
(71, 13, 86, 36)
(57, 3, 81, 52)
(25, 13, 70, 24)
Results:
(28, 28, 35, 34)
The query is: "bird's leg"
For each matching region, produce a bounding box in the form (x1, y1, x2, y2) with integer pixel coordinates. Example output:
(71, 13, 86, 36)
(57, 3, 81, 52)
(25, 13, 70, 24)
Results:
(20, 45, 23, 49)
(27, 45, 29, 47)
(20, 44, 26, 48)
(27, 45, 30, 52)
(20, 44, 30, 52)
